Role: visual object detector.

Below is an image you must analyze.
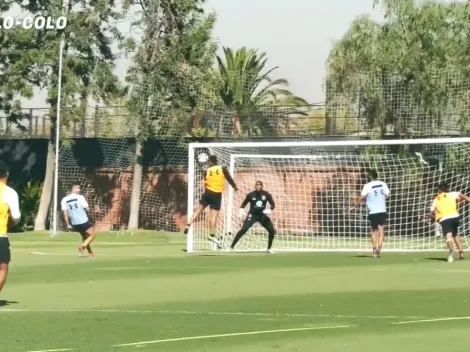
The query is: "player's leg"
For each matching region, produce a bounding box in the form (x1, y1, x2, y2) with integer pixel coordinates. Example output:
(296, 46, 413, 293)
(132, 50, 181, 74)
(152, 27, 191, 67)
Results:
(451, 219, 464, 259)
(0, 237, 10, 292)
(80, 233, 93, 255)
(441, 220, 455, 262)
(230, 215, 257, 249)
(0, 263, 8, 292)
(184, 193, 210, 234)
(206, 193, 223, 247)
(368, 215, 379, 257)
(376, 213, 387, 257)
(260, 215, 276, 253)
(208, 208, 220, 244)
(81, 225, 95, 256)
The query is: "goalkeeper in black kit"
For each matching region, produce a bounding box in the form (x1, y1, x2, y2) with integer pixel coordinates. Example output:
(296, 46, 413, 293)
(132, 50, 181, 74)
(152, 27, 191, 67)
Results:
(230, 181, 276, 253)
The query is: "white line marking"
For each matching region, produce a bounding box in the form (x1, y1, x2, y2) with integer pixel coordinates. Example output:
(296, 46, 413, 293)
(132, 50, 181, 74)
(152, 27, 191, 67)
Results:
(0, 308, 431, 320)
(392, 317, 470, 325)
(370, 268, 470, 274)
(30, 251, 177, 257)
(92, 266, 245, 270)
(24, 349, 74, 352)
(434, 269, 470, 273)
(114, 325, 352, 347)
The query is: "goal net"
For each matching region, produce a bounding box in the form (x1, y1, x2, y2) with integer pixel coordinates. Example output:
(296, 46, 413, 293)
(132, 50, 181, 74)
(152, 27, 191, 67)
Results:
(187, 138, 470, 253)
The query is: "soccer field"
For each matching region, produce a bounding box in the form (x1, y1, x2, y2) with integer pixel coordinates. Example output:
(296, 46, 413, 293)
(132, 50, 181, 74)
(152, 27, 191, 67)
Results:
(2, 233, 470, 352)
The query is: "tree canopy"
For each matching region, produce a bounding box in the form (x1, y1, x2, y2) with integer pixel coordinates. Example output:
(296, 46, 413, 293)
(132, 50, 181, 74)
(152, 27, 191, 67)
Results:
(326, 0, 470, 137)
(213, 47, 309, 136)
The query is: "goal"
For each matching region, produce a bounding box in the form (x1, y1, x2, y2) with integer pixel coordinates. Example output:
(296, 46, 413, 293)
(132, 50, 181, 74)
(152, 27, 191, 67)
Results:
(186, 138, 470, 253)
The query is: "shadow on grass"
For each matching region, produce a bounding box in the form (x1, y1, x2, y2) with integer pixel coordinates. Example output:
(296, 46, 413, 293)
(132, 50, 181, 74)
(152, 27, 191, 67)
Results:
(425, 257, 447, 262)
(0, 300, 18, 306)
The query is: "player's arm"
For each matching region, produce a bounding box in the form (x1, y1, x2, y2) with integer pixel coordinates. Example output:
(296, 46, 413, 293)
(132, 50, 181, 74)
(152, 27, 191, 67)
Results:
(383, 183, 391, 198)
(426, 199, 437, 222)
(238, 193, 250, 217)
(61, 198, 71, 228)
(222, 167, 238, 191)
(457, 192, 470, 203)
(78, 195, 90, 211)
(267, 192, 275, 210)
(6, 188, 21, 225)
(357, 185, 370, 205)
(263, 192, 275, 215)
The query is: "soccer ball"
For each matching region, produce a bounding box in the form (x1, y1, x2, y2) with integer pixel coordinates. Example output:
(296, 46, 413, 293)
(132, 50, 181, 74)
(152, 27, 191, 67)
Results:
(198, 153, 209, 163)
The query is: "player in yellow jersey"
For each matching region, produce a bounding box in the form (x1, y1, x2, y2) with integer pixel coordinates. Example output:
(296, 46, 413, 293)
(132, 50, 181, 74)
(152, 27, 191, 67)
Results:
(0, 162, 21, 293)
(429, 182, 470, 263)
(184, 155, 238, 247)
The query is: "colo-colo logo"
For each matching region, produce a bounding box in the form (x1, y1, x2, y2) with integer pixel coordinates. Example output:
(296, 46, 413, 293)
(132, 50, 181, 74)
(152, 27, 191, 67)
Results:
(0, 16, 67, 30)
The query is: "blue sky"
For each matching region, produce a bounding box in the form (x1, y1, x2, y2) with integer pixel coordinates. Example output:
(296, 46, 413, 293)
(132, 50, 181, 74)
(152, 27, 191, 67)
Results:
(204, 0, 383, 103)
(20, 0, 386, 107)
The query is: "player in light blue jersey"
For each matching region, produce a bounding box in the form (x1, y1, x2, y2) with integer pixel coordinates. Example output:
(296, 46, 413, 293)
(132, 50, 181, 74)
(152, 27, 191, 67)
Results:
(354, 170, 390, 257)
(61, 182, 96, 256)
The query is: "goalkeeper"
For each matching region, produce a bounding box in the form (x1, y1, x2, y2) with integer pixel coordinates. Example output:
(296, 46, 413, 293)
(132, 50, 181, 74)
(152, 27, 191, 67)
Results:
(230, 181, 276, 253)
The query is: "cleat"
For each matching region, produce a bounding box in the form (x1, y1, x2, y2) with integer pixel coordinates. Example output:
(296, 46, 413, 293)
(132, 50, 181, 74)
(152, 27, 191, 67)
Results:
(267, 249, 274, 254)
(448, 255, 454, 263)
(183, 226, 190, 235)
(78, 246, 85, 257)
(459, 251, 465, 260)
(208, 235, 220, 245)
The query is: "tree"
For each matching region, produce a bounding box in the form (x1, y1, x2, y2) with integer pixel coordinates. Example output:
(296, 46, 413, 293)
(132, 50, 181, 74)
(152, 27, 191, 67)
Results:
(326, 0, 470, 137)
(215, 47, 309, 136)
(124, 0, 218, 230)
(0, 0, 123, 230)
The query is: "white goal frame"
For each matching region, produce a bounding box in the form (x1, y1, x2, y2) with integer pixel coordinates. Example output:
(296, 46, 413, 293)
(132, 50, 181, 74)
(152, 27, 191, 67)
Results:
(186, 137, 470, 253)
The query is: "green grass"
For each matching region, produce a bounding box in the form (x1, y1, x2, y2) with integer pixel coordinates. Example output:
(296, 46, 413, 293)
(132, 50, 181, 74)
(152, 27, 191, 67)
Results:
(2, 232, 470, 351)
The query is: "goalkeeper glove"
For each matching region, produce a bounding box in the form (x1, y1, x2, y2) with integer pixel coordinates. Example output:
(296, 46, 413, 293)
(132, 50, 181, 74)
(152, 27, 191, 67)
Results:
(263, 209, 272, 215)
(238, 208, 245, 218)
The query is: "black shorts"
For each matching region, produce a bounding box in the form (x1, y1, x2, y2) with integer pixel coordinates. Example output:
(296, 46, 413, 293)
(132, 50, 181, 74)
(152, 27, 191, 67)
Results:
(199, 190, 222, 211)
(0, 237, 11, 264)
(368, 212, 387, 230)
(72, 221, 93, 233)
(440, 217, 459, 237)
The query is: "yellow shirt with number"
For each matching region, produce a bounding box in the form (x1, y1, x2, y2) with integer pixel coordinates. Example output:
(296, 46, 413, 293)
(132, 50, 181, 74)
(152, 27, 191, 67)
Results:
(0, 183, 21, 237)
(431, 192, 460, 222)
(205, 165, 225, 193)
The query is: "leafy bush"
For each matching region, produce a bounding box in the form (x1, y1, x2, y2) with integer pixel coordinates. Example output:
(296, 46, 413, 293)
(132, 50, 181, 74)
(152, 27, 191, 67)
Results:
(19, 182, 42, 231)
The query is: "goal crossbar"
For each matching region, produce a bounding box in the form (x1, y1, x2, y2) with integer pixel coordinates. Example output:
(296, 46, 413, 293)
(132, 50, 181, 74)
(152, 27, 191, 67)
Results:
(188, 137, 470, 149)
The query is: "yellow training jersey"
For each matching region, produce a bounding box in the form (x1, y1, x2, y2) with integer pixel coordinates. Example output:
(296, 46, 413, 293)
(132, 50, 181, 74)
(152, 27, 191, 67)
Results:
(205, 165, 225, 193)
(433, 192, 459, 221)
(0, 183, 9, 236)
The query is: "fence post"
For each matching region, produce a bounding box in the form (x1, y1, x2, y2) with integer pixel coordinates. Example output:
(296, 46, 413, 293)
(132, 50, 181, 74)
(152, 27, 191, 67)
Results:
(28, 108, 33, 137)
(94, 105, 99, 137)
(81, 107, 86, 137)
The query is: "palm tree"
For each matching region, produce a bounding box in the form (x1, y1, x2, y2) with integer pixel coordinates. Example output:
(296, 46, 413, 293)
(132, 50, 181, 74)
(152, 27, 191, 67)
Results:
(214, 47, 308, 136)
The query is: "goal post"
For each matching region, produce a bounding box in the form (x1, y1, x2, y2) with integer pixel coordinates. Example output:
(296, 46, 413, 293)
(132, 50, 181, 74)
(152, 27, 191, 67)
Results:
(186, 137, 470, 253)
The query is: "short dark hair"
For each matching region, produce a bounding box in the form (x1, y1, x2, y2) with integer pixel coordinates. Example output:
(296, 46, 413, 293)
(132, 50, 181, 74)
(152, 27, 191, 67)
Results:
(71, 181, 81, 188)
(438, 182, 449, 192)
(208, 155, 218, 164)
(367, 169, 378, 180)
(0, 161, 9, 178)
(255, 180, 263, 186)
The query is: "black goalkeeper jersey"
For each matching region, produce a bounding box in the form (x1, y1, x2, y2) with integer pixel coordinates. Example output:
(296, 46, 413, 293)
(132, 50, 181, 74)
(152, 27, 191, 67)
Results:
(240, 191, 275, 215)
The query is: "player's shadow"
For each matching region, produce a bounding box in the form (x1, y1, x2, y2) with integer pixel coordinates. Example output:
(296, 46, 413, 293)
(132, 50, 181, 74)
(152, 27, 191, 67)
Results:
(0, 300, 18, 306)
(425, 257, 448, 262)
